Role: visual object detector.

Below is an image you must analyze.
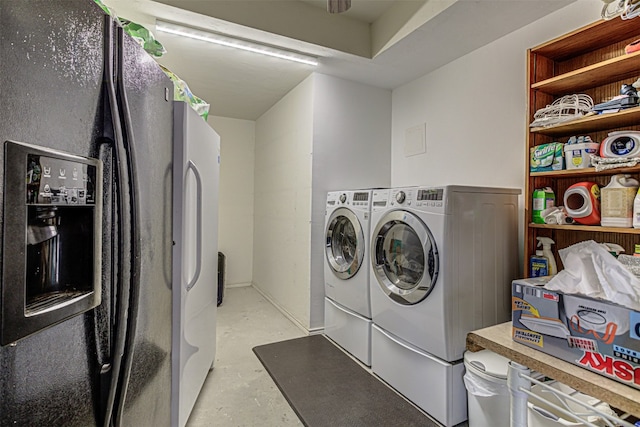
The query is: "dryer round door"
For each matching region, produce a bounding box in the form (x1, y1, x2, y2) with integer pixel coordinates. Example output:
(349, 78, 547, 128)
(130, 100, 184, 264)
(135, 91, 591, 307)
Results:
(371, 210, 439, 305)
(325, 207, 365, 279)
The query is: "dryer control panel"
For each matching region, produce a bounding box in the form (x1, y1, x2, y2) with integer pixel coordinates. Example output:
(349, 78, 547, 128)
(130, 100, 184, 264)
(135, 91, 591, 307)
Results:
(415, 187, 446, 213)
(389, 187, 417, 208)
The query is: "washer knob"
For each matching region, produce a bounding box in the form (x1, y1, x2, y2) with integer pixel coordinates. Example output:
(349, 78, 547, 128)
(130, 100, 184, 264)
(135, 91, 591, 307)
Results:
(396, 191, 406, 204)
(339, 194, 347, 203)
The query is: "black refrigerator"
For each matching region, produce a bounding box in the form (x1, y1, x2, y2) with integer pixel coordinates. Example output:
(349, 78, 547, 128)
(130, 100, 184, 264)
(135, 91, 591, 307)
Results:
(0, 1, 174, 425)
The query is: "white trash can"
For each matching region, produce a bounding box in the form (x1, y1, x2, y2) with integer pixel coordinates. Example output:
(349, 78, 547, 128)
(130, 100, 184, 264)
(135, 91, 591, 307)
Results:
(463, 350, 511, 427)
(528, 381, 616, 427)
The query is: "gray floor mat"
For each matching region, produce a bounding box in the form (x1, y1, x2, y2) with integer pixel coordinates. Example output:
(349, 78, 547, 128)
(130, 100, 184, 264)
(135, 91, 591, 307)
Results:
(253, 334, 440, 427)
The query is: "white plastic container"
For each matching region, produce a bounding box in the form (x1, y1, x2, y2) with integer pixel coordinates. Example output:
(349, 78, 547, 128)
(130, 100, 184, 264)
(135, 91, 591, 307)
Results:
(463, 350, 511, 427)
(528, 382, 616, 427)
(563, 142, 600, 169)
(600, 174, 639, 227)
(633, 187, 640, 229)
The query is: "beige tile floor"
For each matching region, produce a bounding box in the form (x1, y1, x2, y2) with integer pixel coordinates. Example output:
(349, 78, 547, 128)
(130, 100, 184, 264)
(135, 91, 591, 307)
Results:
(186, 285, 306, 427)
(184, 285, 467, 427)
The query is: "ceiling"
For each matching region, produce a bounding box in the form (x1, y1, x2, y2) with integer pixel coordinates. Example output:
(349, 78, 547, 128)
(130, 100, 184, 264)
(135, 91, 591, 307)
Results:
(104, 0, 575, 120)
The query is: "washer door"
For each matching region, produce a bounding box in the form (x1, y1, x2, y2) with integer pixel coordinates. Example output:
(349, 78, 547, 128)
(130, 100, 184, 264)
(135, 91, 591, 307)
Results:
(325, 207, 365, 279)
(371, 210, 439, 305)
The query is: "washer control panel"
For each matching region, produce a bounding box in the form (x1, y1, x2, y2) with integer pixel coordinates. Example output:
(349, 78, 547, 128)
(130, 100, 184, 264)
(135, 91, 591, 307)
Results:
(326, 190, 372, 212)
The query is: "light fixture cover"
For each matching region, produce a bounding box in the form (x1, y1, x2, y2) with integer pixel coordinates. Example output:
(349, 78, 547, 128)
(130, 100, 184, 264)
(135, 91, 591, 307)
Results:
(328, 0, 351, 14)
(155, 20, 318, 66)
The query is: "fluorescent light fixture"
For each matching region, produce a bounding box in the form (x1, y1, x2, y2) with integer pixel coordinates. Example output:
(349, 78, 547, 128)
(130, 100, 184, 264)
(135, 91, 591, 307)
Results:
(155, 20, 319, 66)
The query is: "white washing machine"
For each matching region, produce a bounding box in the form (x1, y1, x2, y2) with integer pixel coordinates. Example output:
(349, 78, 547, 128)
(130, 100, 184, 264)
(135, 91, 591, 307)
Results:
(324, 190, 374, 366)
(369, 186, 520, 427)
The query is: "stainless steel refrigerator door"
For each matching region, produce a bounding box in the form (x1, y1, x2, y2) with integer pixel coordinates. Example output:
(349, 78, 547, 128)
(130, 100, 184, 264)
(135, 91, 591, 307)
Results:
(0, 2, 107, 425)
(116, 31, 174, 427)
(172, 101, 220, 427)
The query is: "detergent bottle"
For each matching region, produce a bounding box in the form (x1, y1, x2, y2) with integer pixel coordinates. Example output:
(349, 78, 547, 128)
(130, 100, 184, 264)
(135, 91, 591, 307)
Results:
(537, 237, 557, 275)
(600, 174, 639, 227)
(564, 182, 601, 225)
(532, 187, 555, 224)
(529, 249, 549, 277)
(633, 187, 640, 228)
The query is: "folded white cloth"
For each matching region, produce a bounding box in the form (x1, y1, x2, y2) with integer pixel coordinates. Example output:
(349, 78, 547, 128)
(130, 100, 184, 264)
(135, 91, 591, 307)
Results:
(546, 240, 640, 311)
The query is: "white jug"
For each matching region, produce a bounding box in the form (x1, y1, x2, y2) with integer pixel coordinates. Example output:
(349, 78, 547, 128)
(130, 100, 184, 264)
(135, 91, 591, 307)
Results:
(600, 174, 639, 227)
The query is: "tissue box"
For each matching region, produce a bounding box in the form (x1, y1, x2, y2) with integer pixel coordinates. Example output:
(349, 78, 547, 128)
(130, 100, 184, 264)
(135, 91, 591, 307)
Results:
(512, 277, 640, 390)
(530, 142, 564, 172)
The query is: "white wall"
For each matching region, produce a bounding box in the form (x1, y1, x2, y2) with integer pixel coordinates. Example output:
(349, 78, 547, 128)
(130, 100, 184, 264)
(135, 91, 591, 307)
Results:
(252, 73, 391, 331)
(391, 0, 602, 189)
(253, 76, 315, 330)
(390, 0, 603, 268)
(309, 74, 392, 329)
(208, 116, 255, 286)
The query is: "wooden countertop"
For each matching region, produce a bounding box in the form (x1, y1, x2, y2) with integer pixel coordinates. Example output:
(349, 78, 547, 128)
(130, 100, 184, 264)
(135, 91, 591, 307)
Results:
(466, 321, 640, 417)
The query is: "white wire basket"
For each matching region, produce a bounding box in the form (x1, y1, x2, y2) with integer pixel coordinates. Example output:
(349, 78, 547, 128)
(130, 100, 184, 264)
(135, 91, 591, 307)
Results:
(529, 94, 594, 128)
(516, 371, 638, 427)
(602, 0, 640, 20)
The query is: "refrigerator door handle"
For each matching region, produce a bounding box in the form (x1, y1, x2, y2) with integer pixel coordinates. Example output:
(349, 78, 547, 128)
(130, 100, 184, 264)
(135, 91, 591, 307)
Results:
(102, 16, 131, 427)
(113, 25, 143, 426)
(185, 160, 203, 291)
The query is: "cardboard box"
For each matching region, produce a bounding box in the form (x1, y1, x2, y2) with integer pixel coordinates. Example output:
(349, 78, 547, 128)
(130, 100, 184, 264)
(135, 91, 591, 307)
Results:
(512, 277, 640, 390)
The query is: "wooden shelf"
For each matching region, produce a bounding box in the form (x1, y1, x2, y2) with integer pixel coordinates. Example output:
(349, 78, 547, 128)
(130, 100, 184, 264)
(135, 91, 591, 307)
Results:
(467, 322, 640, 417)
(530, 106, 640, 137)
(531, 51, 640, 95)
(528, 222, 640, 234)
(532, 19, 640, 60)
(530, 164, 640, 177)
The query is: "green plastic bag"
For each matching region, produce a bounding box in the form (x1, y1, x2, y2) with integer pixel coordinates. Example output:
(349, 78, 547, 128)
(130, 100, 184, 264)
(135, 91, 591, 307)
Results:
(93, 0, 116, 17)
(160, 65, 211, 121)
(93, 2, 165, 57)
(120, 19, 166, 58)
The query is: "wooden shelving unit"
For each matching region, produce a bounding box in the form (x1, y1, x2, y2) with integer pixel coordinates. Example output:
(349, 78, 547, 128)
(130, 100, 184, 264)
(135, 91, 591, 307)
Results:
(525, 18, 640, 272)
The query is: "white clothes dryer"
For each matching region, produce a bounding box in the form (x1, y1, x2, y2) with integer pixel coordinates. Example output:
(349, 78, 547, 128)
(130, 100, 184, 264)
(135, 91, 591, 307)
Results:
(368, 186, 520, 426)
(324, 190, 374, 365)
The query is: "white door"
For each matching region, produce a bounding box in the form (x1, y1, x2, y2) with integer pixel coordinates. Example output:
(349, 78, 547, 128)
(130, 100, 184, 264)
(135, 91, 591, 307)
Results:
(172, 102, 220, 427)
(325, 207, 365, 280)
(370, 210, 439, 305)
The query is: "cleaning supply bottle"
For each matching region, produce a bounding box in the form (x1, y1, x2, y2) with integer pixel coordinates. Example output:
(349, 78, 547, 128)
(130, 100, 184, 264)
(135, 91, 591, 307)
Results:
(532, 187, 555, 224)
(529, 249, 549, 277)
(601, 174, 639, 227)
(537, 237, 557, 275)
(633, 187, 640, 228)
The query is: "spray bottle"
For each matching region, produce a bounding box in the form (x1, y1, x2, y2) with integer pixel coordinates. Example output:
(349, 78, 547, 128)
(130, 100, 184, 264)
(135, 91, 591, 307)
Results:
(537, 237, 557, 275)
(529, 249, 549, 277)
